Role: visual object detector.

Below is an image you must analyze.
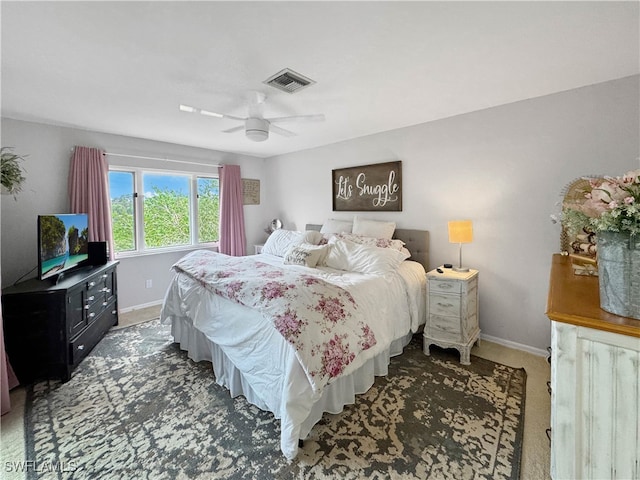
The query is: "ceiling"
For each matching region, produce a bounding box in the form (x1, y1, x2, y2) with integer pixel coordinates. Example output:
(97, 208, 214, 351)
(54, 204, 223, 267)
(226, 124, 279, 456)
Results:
(1, 1, 638, 159)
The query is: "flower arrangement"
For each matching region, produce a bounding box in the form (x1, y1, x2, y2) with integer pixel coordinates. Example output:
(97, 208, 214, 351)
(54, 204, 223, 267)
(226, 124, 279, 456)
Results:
(561, 169, 640, 237)
(1, 147, 27, 198)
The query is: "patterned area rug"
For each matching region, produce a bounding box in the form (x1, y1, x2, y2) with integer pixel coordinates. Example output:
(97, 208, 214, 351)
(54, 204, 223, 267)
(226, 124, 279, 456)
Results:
(25, 320, 526, 479)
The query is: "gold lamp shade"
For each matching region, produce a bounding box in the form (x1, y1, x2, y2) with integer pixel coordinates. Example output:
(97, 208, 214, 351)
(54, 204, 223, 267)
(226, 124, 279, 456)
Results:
(448, 220, 473, 271)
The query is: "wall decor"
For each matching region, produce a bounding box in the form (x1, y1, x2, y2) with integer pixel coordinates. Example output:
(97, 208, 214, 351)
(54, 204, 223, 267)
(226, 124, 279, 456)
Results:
(242, 178, 260, 205)
(332, 161, 402, 211)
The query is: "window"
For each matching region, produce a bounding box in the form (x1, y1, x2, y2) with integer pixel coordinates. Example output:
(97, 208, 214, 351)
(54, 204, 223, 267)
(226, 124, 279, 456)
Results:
(108, 168, 219, 256)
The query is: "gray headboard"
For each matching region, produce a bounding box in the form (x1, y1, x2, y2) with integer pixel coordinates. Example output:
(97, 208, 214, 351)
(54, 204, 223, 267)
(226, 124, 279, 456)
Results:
(305, 224, 430, 271)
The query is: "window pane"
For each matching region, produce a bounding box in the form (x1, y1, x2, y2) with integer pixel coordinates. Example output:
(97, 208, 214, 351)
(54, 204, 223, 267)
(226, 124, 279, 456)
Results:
(197, 177, 220, 243)
(143, 173, 190, 248)
(109, 171, 136, 252)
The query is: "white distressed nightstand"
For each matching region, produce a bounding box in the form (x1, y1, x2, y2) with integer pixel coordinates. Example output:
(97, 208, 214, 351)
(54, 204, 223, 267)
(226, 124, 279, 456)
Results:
(423, 267, 480, 365)
(254, 244, 264, 255)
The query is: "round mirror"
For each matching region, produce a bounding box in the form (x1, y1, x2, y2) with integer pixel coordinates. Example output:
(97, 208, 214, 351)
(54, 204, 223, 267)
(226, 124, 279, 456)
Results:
(270, 219, 283, 232)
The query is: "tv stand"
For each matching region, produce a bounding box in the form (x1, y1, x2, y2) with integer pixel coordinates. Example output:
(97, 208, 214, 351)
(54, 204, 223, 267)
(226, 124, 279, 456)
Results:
(2, 261, 119, 383)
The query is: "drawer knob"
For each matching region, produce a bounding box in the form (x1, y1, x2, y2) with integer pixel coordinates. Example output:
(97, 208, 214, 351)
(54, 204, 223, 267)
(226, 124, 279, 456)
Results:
(88, 295, 95, 301)
(88, 281, 96, 287)
(84, 305, 89, 310)
(102, 301, 108, 306)
(103, 288, 111, 294)
(112, 310, 117, 315)
(102, 274, 108, 279)
(88, 312, 96, 318)
(77, 345, 84, 350)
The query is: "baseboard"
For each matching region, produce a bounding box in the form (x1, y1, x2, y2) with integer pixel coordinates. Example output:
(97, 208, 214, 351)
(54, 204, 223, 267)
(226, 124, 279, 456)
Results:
(118, 299, 164, 314)
(480, 333, 549, 358)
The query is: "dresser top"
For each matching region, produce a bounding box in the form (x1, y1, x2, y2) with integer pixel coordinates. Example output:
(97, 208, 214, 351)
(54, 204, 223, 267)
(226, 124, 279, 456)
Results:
(546, 254, 640, 338)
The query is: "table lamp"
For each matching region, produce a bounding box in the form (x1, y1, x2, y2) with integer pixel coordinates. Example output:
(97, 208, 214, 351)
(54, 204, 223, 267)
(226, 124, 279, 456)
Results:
(448, 220, 473, 272)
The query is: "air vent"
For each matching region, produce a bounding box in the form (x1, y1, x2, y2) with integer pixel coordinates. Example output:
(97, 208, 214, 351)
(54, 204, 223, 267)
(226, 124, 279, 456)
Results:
(263, 68, 315, 94)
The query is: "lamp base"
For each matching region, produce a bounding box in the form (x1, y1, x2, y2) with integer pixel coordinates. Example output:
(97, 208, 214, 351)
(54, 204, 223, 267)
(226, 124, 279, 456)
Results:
(453, 266, 470, 273)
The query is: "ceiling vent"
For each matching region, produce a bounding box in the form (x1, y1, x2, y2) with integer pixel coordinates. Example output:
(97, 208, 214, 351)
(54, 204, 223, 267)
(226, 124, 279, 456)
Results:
(264, 68, 315, 94)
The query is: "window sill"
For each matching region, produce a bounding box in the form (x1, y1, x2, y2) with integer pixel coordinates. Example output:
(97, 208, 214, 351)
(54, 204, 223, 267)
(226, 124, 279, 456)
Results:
(114, 243, 219, 260)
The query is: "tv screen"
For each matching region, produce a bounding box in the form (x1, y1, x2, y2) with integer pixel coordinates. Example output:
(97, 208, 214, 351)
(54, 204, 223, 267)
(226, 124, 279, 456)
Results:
(38, 213, 89, 281)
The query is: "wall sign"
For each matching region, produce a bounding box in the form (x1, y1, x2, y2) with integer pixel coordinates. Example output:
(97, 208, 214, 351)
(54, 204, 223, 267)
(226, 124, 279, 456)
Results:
(242, 178, 260, 205)
(332, 161, 402, 211)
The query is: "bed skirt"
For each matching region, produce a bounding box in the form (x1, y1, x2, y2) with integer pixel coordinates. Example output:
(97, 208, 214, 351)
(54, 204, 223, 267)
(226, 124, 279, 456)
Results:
(170, 316, 413, 454)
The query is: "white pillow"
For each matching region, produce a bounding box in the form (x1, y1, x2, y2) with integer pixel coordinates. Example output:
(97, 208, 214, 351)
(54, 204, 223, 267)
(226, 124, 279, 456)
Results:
(284, 244, 329, 268)
(261, 229, 304, 257)
(301, 230, 324, 245)
(352, 215, 396, 240)
(324, 237, 408, 274)
(320, 219, 353, 234)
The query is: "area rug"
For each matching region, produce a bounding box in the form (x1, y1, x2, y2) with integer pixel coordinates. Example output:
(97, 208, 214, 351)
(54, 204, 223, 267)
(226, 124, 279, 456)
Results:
(24, 320, 526, 480)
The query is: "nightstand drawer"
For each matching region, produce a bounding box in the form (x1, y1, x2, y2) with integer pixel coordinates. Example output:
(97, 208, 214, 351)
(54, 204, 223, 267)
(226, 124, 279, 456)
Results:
(429, 278, 462, 294)
(429, 293, 461, 316)
(427, 315, 462, 341)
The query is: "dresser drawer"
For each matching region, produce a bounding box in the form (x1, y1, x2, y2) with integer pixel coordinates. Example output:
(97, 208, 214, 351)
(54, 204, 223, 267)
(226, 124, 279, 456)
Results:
(429, 293, 461, 316)
(70, 302, 117, 366)
(427, 314, 462, 342)
(429, 278, 462, 294)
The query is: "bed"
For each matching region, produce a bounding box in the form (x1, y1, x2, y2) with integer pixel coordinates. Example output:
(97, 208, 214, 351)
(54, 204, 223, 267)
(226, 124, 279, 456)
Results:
(160, 221, 429, 459)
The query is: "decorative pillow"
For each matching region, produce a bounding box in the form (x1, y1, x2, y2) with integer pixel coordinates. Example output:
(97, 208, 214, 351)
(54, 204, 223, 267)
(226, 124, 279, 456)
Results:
(336, 233, 406, 252)
(324, 237, 408, 274)
(352, 215, 396, 240)
(284, 244, 329, 268)
(320, 218, 353, 234)
(261, 229, 304, 257)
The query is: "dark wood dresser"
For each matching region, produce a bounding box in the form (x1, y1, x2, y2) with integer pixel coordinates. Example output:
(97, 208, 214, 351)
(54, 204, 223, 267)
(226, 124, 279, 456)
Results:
(2, 261, 119, 384)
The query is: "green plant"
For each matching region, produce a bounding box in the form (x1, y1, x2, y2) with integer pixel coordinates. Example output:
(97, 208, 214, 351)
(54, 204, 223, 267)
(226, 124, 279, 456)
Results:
(1, 147, 27, 198)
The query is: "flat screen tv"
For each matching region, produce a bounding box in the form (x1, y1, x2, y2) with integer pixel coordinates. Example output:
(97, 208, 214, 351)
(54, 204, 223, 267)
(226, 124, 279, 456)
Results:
(38, 213, 89, 281)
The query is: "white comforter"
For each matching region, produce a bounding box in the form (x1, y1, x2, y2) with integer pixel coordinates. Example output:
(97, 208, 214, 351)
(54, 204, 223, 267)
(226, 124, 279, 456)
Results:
(160, 252, 426, 459)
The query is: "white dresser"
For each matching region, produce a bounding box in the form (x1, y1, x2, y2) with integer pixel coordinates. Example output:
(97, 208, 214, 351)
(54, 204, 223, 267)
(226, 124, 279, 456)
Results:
(423, 267, 480, 365)
(547, 254, 640, 480)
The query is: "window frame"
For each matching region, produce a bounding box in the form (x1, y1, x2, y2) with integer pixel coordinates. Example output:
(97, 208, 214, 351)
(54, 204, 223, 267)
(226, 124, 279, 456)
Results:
(108, 165, 219, 259)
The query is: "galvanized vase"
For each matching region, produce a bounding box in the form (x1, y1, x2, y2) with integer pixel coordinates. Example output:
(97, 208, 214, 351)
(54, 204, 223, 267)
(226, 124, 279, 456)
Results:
(596, 231, 640, 320)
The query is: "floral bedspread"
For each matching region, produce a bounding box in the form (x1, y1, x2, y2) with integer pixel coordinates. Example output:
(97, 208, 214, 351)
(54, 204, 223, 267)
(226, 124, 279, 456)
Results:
(171, 250, 377, 393)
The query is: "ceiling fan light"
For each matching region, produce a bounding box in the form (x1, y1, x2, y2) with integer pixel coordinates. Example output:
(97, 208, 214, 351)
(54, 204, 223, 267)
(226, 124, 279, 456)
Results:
(245, 118, 269, 142)
(246, 129, 268, 142)
(179, 104, 195, 113)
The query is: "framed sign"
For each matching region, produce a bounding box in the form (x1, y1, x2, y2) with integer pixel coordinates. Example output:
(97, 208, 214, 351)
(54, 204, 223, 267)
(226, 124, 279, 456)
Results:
(242, 178, 260, 205)
(332, 161, 402, 211)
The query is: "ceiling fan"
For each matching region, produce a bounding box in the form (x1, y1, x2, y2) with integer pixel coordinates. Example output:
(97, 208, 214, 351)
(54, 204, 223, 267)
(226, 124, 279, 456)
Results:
(179, 91, 325, 142)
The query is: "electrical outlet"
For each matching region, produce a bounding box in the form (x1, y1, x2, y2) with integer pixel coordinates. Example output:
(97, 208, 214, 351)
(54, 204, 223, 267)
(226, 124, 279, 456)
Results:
(145, 279, 152, 289)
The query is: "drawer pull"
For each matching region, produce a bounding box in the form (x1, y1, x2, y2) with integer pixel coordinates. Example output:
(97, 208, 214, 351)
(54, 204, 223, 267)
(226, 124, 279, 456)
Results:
(77, 345, 84, 350)
(84, 305, 90, 310)
(88, 281, 96, 287)
(103, 288, 111, 294)
(102, 274, 108, 279)
(438, 283, 454, 289)
(437, 302, 454, 308)
(102, 302, 108, 306)
(112, 310, 117, 315)
(88, 295, 95, 301)
(88, 312, 96, 318)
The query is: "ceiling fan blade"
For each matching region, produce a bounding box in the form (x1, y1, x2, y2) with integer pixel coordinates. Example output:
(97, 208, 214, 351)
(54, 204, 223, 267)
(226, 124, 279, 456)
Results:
(222, 125, 245, 134)
(269, 124, 297, 137)
(268, 114, 325, 124)
(179, 104, 245, 122)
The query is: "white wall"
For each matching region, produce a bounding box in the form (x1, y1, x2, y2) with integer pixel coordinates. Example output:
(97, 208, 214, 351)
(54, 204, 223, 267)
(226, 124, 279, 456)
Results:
(0, 119, 268, 309)
(264, 75, 640, 353)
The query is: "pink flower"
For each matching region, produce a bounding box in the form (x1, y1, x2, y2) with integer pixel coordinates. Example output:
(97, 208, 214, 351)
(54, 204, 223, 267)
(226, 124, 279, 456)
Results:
(625, 196, 635, 205)
(274, 309, 304, 341)
(321, 335, 355, 378)
(315, 295, 347, 323)
(261, 281, 290, 300)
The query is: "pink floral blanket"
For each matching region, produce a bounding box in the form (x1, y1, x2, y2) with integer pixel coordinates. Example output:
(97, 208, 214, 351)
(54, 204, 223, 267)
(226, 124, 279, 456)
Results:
(172, 250, 377, 393)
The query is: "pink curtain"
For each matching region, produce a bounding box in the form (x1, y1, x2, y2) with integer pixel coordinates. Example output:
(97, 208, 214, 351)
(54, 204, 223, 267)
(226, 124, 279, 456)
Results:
(68, 146, 114, 260)
(1, 290, 19, 415)
(218, 165, 246, 256)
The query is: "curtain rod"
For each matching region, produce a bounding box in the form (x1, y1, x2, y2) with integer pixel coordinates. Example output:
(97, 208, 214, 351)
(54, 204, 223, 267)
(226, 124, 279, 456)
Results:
(102, 152, 221, 168)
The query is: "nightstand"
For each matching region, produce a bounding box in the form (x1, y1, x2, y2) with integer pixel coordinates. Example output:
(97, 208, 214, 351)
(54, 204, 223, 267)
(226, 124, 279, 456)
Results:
(423, 267, 480, 365)
(254, 244, 264, 254)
